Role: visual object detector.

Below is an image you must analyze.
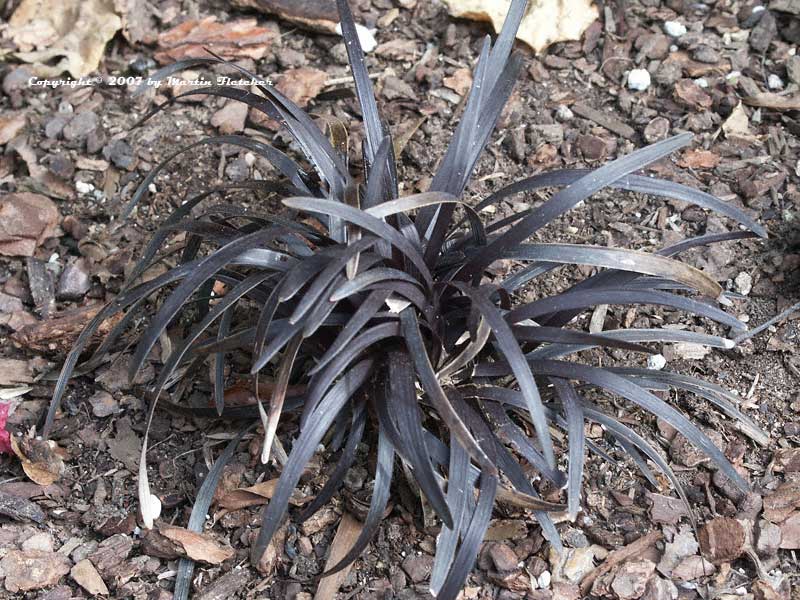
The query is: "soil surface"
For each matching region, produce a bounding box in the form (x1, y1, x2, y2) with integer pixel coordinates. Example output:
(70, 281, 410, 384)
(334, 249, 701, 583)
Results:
(1, 0, 800, 599)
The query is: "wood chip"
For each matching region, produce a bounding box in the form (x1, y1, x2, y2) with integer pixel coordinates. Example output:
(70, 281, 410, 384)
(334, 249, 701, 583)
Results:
(315, 512, 364, 600)
(70, 559, 109, 595)
(0, 549, 71, 592)
(743, 93, 800, 111)
(0, 193, 61, 257)
(698, 517, 747, 564)
(0, 359, 33, 386)
(580, 530, 662, 594)
(11, 304, 123, 355)
(570, 103, 637, 140)
(231, 0, 338, 33)
(0, 489, 46, 523)
(155, 17, 279, 63)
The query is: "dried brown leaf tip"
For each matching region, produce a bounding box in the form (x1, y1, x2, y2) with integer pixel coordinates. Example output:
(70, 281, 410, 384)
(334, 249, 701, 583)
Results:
(43, 0, 770, 599)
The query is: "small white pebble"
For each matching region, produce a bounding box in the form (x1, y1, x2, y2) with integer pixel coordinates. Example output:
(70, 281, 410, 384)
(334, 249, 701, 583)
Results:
(335, 22, 377, 53)
(734, 272, 753, 295)
(670, 44, 679, 53)
(627, 68, 651, 91)
(752, 5, 766, 13)
(75, 181, 94, 194)
(726, 70, 742, 81)
(244, 152, 256, 166)
(664, 21, 687, 37)
(148, 183, 157, 194)
(694, 77, 709, 88)
(768, 73, 784, 90)
(555, 105, 574, 121)
(538, 571, 551, 589)
(647, 354, 667, 370)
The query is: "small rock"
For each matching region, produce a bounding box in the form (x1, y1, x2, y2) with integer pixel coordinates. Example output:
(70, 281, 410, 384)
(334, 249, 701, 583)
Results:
(489, 543, 520, 572)
(538, 570, 551, 589)
(88, 391, 121, 418)
(70, 559, 109, 596)
(779, 512, 800, 549)
(756, 520, 782, 556)
(75, 181, 94, 195)
(56, 259, 91, 301)
(21, 532, 54, 553)
(611, 559, 656, 599)
(663, 21, 687, 37)
(62, 111, 99, 142)
(643, 117, 670, 143)
(734, 272, 753, 295)
(45, 153, 75, 179)
(692, 46, 719, 64)
(402, 554, 433, 584)
(657, 525, 698, 577)
(555, 105, 574, 121)
(0, 550, 71, 593)
(749, 11, 777, 53)
(44, 115, 70, 139)
(671, 555, 715, 581)
(343, 466, 367, 492)
(647, 354, 666, 370)
(211, 101, 248, 135)
(554, 547, 595, 584)
(335, 21, 376, 53)
(627, 69, 651, 91)
(3, 67, 34, 95)
(767, 74, 784, 90)
(129, 56, 156, 74)
(642, 576, 678, 600)
(102, 139, 136, 170)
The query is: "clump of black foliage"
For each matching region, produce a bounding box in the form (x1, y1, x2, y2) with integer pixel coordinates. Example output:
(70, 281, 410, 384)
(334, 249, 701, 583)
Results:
(45, 0, 770, 597)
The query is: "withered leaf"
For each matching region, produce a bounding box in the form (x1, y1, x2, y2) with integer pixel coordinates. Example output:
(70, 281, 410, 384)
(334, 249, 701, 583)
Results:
(158, 524, 235, 565)
(11, 436, 66, 486)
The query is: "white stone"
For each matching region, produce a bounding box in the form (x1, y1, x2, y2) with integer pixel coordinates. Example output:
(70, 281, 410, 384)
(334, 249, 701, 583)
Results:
(75, 181, 93, 194)
(538, 570, 552, 589)
(694, 78, 708, 88)
(768, 74, 784, 90)
(647, 354, 667, 370)
(664, 21, 687, 37)
(555, 105, 574, 121)
(335, 22, 377, 53)
(21, 532, 54, 553)
(627, 69, 651, 91)
(735, 272, 753, 295)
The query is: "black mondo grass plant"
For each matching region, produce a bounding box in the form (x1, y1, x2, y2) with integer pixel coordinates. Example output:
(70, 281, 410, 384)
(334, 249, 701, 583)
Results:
(42, 0, 772, 597)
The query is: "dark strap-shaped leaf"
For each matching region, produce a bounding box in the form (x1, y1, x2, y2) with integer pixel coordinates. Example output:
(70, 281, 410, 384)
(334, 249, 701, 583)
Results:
(250, 359, 374, 563)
